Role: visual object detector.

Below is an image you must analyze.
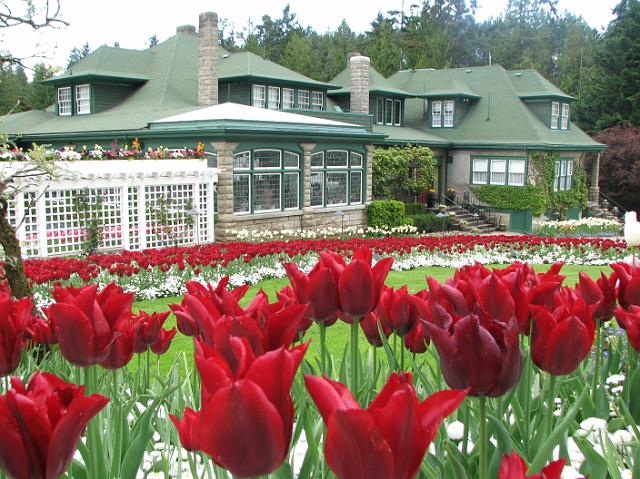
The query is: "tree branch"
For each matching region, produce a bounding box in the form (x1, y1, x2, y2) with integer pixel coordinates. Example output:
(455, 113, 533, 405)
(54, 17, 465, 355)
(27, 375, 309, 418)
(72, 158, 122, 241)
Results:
(0, 0, 68, 30)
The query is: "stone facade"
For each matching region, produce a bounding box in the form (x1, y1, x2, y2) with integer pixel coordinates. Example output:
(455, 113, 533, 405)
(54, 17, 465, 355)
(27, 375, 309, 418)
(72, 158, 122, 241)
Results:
(349, 56, 370, 114)
(198, 12, 219, 106)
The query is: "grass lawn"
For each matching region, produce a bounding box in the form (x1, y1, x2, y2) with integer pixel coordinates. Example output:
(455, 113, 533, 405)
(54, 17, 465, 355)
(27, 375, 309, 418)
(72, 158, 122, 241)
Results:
(135, 264, 611, 375)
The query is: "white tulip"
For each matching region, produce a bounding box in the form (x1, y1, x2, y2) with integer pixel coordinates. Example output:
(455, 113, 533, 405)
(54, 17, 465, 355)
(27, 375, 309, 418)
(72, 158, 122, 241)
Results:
(624, 211, 640, 247)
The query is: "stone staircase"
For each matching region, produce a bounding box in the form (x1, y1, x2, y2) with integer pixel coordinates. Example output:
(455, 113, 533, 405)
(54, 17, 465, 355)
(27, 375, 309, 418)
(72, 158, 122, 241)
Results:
(446, 205, 499, 234)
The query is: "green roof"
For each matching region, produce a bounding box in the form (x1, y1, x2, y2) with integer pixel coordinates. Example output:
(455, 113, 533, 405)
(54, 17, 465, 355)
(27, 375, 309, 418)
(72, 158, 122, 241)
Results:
(372, 124, 450, 146)
(414, 79, 480, 99)
(389, 65, 603, 150)
(328, 65, 414, 98)
(507, 69, 574, 100)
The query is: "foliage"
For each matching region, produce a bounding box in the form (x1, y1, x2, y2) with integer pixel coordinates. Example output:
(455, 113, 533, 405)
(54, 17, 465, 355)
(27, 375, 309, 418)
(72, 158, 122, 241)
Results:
(372, 145, 436, 202)
(404, 202, 429, 215)
(534, 217, 622, 237)
(146, 195, 194, 247)
(366, 200, 407, 228)
(73, 189, 103, 256)
(409, 212, 453, 232)
(67, 42, 91, 68)
(472, 152, 588, 218)
(594, 124, 640, 212)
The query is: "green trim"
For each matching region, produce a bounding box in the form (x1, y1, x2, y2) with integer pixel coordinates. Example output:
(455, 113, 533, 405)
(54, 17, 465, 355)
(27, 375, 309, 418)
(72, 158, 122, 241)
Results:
(312, 143, 367, 155)
(220, 74, 339, 90)
(309, 149, 366, 207)
(469, 154, 528, 187)
(428, 99, 457, 129)
(234, 142, 303, 154)
(43, 72, 149, 85)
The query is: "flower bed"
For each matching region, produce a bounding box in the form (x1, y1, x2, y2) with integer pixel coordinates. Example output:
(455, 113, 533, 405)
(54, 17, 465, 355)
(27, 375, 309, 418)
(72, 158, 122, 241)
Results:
(8, 234, 632, 304)
(534, 217, 622, 237)
(0, 249, 638, 478)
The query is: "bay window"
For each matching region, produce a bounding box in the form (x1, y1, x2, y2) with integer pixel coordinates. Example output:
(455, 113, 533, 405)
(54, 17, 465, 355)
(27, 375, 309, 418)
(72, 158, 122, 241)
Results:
(310, 150, 363, 207)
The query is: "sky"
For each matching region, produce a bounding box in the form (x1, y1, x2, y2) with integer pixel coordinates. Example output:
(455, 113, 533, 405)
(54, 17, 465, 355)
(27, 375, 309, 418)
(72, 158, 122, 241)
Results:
(1, 0, 620, 73)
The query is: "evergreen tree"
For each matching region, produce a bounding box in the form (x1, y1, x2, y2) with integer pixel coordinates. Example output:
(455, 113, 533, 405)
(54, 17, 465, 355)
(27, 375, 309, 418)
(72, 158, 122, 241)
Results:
(368, 13, 402, 76)
(0, 65, 28, 114)
(67, 42, 91, 68)
(148, 35, 159, 48)
(23, 63, 56, 110)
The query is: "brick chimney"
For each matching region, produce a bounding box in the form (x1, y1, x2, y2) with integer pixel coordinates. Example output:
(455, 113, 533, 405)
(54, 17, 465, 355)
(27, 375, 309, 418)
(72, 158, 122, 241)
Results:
(198, 12, 219, 106)
(349, 54, 370, 114)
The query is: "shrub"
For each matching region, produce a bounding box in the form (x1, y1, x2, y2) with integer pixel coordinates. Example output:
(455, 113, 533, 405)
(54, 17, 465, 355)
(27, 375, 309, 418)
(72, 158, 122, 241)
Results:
(409, 212, 452, 233)
(367, 200, 407, 228)
(373, 145, 436, 201)
(404, 203, 428, 215)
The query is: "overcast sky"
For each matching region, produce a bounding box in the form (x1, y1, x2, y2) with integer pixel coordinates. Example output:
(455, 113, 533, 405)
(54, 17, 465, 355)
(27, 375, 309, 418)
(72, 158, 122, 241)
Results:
(1, 0, 620, 72)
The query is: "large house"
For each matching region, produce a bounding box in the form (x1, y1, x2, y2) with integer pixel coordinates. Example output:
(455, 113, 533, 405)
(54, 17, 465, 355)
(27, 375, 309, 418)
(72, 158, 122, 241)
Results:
(3, 12, 605, 240)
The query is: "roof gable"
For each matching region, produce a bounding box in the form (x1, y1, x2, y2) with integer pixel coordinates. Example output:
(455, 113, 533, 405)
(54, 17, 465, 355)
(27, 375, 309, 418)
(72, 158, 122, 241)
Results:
(328, 64, 414, 97)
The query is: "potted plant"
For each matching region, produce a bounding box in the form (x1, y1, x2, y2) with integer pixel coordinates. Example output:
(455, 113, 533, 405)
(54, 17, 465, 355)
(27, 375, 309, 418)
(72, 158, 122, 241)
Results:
(446, 187, 456, 202)
(426, 188, 437, 208)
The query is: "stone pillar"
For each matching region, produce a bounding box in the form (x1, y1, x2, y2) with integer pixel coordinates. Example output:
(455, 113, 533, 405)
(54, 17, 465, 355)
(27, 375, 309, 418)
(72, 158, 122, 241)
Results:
(589, 152, 601, 204)
(365, 144, 374, 203)
(212, 141, 237, 241)
(198, 12, 219, 106)
(300, 143, 316, 229)
(349, 55, 370, 114)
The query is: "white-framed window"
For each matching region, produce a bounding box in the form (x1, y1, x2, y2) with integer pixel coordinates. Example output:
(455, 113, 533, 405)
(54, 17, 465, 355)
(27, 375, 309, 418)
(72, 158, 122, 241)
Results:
(554, 159, 574, 191)
(508, 159, 526, 186)
(443, 100, 454, 127)
(551, 101, 560, 129)
(310, 150, 363, 207)
(252, 85, 266, 108)
(431, 101, 442, 127)
(268, 86, 280, 110)
(385, 99, 393, 125)
(283, 88, 295, 109)
(57, 87, 72, 116)
(232, 149, 302, 214)
(311, 91, 323, 110)
(394, 99, 402, 126)
(490, 159, 507, 185)
(472, 159, 489, 184)
(472, 157, 527, 186)
(75, 84, 90, 115)
(376, 98, 384, 124)
(561, 103, 570, 130)
(298, 90, 310, 109)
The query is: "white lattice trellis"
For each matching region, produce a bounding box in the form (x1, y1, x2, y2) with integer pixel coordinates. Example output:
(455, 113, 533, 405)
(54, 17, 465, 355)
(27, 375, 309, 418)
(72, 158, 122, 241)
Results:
(4, 160, 217, 257)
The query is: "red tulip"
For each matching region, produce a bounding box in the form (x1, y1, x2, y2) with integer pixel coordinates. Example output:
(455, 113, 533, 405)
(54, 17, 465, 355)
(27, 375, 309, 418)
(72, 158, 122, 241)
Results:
(425, 313, 523, 396)
(378, 286, 416, 336)
(611, 263, 640, 310)
(170, 407, 199, 451)
(403, 320, 430, 354)
(172, 339, 308, 478)
(150, 327, 177, 355)
(530, 295, 595, 375)
(499, 450, 569, 479)
(615, 306, 640, 352)
(360, 311, 391, 347)
(133, 311, 171, 353)
(305, 372, 467, 479)
(576, 272, 617, 323)
(0, 293, 33, 376)
(284, 262, 339, 324)
(0, 371, 108, 479)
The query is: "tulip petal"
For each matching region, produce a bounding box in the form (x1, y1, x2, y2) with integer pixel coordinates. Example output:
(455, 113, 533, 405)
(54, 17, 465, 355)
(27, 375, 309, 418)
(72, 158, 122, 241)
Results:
(198, 380, 286, 477)
(325, 409, 394, 479)
(305, 375, 360, 424)
(46, 393, 109, 479)
(339, 259, 375, 319)
(307, 267, 339, 322)
(478, 274, 515, 322)
(418, 388, 469, 446)
(0, 396, 30, 479)
(48, 303, 105, 367)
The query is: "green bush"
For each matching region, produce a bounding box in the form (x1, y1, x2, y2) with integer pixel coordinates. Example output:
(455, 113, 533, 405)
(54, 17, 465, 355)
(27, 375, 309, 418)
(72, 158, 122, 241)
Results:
(367, 200, 407, 228)
(408, 212, 452, 232)
(471, 184, 547, 216)
(404, 203, 428, 215)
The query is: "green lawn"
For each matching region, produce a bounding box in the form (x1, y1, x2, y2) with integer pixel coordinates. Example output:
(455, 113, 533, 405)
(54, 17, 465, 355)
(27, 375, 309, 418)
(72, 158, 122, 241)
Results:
(135, 264, 612, 375)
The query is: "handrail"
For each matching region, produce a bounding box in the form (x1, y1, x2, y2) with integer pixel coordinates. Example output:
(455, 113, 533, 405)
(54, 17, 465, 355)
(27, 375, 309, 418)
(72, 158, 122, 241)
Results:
(440, 193, 501, 228)
(598, 191, 627, 216)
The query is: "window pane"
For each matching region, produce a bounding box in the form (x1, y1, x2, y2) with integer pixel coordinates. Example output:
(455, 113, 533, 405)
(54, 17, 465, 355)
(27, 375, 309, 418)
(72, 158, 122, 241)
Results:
(385, 99, 393, 124)
(284, 151, 299, 168)
(311, 91, 323, 110)
(254, 150, 281, 169)
(252, 85, 266, 108)
(298, 90, 310, 109)
(326, 150, 348, 168)
(58, 87, 71, 115)
(282, 88, 295, 109)
(444, 100, 454, 127)
(551, 101, 559, 129)
(326, 172, 348, 205)
(311, 172, 323, 206)
(508, 159, 525, 186)
(254, 173, 280, 212)
(377, 98, 384, 124)
(350, 171, 362, 204)
(233, 174, 250, 213)
(351, 152, 363, 167)
(311, 152, 323, 168)
(76, 85, 90, 114)
(233, 151, 250, 169)
(490, 159, 507, 185)
(394, 100, 401, 125)
(561, 103, 570, 129)
(432, 101, 442, 127)
(284, 173, 299, 209)
(472, 159, 488, 184)
(268, 86, 280, 110)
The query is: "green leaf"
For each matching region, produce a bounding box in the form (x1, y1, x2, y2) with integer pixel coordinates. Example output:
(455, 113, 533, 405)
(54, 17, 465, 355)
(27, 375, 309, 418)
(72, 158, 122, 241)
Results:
(576, 437, 607, 479)
(627, 365, 640, 422)
(527, 387, 587, 474)
(120, 396, 163, 479)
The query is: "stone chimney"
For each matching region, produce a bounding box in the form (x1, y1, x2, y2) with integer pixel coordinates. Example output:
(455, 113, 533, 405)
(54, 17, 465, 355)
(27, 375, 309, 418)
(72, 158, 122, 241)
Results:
(349, 54, 370, 114)
(198, 12, 219, 106)
(177, 25, 196, 34)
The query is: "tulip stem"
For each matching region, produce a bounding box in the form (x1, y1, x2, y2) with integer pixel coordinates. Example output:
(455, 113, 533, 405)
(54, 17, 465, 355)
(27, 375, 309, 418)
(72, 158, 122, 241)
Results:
(350, 320, 359, 395)
(592, 319, 602, 403)
(319, 323, 327, 375)
(479, 396, 488, 479)
(86, 366, 107, 479)
(462, 400, 470, 456)
(400, 339, 405, 371)
(545, 375, 557, 438)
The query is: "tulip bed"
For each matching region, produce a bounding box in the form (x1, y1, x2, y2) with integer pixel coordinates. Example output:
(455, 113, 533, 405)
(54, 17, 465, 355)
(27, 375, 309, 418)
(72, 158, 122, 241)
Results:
(0, 236, 639, 479)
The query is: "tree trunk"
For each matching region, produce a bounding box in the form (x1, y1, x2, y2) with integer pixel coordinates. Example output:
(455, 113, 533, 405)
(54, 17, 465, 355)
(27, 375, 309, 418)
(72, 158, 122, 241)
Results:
(0, 198, 32, 298)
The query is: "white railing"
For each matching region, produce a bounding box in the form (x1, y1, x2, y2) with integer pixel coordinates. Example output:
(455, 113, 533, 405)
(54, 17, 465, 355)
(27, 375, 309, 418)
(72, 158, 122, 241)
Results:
(4, 160, 217, 257)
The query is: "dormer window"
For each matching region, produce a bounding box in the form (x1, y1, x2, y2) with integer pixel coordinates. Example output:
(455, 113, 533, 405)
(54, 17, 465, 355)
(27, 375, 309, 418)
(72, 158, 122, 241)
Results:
(551, 101, 570, 130)
(311, 91, 324, 110)
(375, 97, 403, 126)
(551, 101, 560, 129)
(431, 101, 442, 127)
(443, 100, 454, 127)
(57, 87, 72, 116)
(252, 85, 266, 108)
(431, 100, 455, 128)
(561, 103, 570, 129)
(75, 85, 90, 115)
